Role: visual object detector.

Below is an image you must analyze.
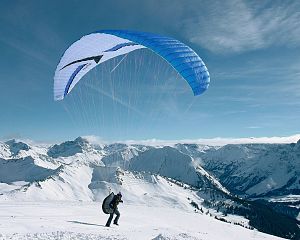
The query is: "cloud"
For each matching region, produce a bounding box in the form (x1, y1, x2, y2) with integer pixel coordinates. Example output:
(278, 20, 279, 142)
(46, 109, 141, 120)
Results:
(81, 135, 107, 145)
(121, 134, 300, 146)
(246, 126, 262, 129)
(0, 135, 53, 147)
(3, 134, 299, 147)
(211, 56, 300, 106)
(183, 0, 300, 53)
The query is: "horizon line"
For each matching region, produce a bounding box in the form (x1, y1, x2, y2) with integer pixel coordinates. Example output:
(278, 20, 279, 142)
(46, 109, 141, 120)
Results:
(2, 134, 299, 147)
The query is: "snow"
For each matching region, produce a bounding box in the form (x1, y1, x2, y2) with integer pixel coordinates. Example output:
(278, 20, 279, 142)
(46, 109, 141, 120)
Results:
(195, 165, 230, 195)
(0, 137, 297, 239)
(117, 134, 300, 146)
(0, 201, 285, 240)
(0, 157, 57, 184)
(269, 194, 300, 203)
(0, 166, 288, 240)
(0, 143, 11, 159)
(200, 143, 300, 197)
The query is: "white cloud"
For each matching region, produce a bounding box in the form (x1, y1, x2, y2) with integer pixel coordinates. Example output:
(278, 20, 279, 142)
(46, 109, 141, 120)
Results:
(82, 135, 107, 145)
(3, 134, 299, 147)
(246, 126, 262, 129)
(183, 0, 300, 53)
(120, 134, 300, 146)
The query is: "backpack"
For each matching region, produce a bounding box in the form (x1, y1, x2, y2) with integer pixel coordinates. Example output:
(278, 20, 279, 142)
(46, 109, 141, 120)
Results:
(102, 192, 115, 214)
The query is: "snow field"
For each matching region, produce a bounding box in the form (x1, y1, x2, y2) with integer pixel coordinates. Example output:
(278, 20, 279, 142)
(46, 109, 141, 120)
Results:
(0, 201, 285, 240)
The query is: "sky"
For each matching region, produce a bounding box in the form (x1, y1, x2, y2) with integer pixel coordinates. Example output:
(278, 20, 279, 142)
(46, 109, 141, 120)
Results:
(0, 0, 300, 142)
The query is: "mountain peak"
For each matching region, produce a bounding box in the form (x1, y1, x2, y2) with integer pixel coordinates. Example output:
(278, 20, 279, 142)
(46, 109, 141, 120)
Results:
(5, 139, 30, 156)
(47, 137, 90, 158)
(74, 136, 89, 145)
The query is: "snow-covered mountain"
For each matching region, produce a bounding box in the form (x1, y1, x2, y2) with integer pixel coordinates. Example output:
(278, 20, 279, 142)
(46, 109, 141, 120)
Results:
(0, 137, 299, 240)
(198, 142, 300, 198)
(175, 142, 300, 223)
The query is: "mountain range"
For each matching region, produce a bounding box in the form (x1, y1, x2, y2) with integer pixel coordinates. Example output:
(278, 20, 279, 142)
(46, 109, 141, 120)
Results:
(0, 137, 299, 239)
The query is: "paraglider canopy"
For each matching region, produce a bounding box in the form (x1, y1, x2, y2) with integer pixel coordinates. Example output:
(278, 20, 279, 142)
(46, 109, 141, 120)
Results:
(54, 30, 210, 101)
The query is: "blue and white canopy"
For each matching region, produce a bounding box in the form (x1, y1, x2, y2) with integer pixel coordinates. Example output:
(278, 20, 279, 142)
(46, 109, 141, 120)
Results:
(54, 30, 210, 101)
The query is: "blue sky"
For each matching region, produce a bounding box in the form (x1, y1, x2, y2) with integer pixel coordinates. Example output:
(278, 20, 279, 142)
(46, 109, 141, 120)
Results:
(0, 0, 300, 142)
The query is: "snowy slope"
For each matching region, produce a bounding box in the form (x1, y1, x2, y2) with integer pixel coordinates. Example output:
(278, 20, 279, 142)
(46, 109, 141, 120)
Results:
(0, 164, 287, 240)
(0, 137, 299, 239)
(128, 146, 231, 196)
(200, 142, 300, 197)
(2, 138, 298, 199)
(0, 156, 58, 183)
(0, 142, 11, 159)
(0, 201, 286, 240)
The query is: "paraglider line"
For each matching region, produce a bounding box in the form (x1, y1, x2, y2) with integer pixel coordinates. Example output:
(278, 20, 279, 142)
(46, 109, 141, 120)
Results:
(110, 54, 128, 73)
(84, 82, 144, 116)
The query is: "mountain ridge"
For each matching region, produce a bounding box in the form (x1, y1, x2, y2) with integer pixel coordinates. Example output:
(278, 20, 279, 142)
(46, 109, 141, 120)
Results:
(0, 137, 299, 239)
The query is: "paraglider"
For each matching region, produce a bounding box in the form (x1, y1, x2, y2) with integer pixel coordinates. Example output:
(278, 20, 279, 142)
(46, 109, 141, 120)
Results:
(54, 30, 210, 101)
(102, 192, 123, 227)
(102, 192, 115, 215)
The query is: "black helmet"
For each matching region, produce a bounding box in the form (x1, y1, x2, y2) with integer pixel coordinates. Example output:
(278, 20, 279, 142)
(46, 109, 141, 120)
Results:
(117, 192, 122, 197)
